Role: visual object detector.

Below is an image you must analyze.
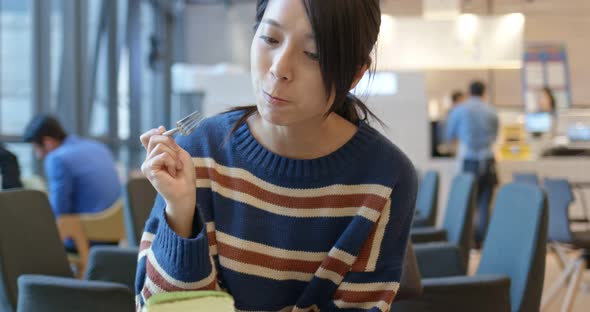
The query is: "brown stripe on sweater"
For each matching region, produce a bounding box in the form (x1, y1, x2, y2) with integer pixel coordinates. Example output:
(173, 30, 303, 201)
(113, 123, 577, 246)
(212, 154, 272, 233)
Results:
(217, 242, 321, 273)
(333, 289, 396, 304)
(146, 257, 216, 292)
(207, 231, 217, 247)
(196, 167, 387, 211)
(319, 256, 351, 275)
(351, 224, 377, 271)
(141, 286, 152, 301)
(139, 240, 152, 252)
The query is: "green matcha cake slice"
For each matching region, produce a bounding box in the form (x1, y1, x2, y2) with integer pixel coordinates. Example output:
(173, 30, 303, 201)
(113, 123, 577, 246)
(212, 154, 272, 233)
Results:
(143, 291, 234, 312)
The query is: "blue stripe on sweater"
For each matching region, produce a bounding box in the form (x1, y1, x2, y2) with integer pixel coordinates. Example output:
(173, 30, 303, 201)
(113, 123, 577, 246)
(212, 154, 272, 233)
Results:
(220, 268, 307, 310)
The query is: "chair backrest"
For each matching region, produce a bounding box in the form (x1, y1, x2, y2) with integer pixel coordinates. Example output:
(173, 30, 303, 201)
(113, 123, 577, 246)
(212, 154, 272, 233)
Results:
(478, 183, 547, 312)
(512, 172, 539, 185)
(124, 178, 157, 246)
(442, 173, 476, 250)
(397, 243, 422, 301)
(56, 199, 126, 277)
(543, 178, 575, 243)
(414, 170, 439, 227)
(0, 190, 73, 311)
(79, 199, 126, 242)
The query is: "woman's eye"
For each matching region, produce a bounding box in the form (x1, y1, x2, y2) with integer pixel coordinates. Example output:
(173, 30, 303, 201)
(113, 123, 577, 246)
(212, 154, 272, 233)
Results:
(260, 36, 279, 45)
(304, 51, 319, 61)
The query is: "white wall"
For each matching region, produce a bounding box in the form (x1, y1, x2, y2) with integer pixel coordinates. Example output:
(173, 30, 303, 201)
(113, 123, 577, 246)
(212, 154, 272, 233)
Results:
(365, 72, 430, 167)
(183, 3, 255, 67)
(172, 63, 255, 117)
(363, 72, 456, 226)
(376, 15, 524, 70)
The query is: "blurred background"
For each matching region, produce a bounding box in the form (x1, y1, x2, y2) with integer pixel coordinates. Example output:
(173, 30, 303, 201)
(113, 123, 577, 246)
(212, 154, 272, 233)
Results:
(1, 0, 589, 311)
(2, 0, 589, 182)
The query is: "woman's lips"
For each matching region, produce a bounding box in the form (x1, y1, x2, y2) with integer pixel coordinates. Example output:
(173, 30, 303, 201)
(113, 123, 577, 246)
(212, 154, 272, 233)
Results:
(263, 91, 290, 105)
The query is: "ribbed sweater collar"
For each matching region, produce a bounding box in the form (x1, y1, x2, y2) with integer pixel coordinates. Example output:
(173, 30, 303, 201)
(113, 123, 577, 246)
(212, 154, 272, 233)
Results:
(228, 112, 376, 179)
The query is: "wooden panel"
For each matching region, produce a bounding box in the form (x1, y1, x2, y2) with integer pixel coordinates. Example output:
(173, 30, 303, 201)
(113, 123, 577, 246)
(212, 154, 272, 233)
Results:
(461, 0, 490, 15)
(492, 69, 522, 107)
(380, 0, 423, 16)
(461, 0, 590, 15)
(424, 69, 522, 108)
(425, 69, 488, 101)
(492, 0, 590, 16)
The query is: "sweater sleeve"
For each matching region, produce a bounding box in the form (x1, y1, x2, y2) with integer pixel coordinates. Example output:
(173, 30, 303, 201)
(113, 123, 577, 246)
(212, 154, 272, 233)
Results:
(134, 121, 224, 311)
(134, 193, 220, 311)
(328, 164, 418, 311)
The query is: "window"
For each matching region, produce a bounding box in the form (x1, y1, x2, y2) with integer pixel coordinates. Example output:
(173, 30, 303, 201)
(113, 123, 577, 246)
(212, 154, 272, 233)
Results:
(0, 0, 33, 135)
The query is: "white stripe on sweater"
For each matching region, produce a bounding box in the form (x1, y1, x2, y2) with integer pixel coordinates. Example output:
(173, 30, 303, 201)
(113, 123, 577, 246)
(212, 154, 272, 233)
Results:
(194, 157, 393, 198)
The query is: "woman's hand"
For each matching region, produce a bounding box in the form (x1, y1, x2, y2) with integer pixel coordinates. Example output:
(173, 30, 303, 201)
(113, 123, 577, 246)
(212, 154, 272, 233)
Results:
(140, 126, 196, 237)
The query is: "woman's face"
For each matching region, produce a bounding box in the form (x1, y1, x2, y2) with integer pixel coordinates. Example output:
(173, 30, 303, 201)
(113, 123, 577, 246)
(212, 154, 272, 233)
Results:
(250, 0, 334, 126)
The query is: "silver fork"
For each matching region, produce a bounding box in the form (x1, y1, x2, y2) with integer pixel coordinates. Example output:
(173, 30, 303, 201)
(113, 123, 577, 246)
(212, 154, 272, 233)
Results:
(163, 110, 203, 136)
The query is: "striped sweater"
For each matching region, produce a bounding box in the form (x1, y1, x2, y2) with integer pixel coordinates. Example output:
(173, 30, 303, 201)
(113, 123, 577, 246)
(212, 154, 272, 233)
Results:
(135, 110, 417, 311)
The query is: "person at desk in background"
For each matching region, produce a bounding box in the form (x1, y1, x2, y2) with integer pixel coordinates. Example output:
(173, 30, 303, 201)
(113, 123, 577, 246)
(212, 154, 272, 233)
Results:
(0, 144, 23, 189)
(446, 81, 499, 246)
(451, 90, 466, 109)
(433, 90, 466, 157)
(538, 86, 558, 136)
(135, 0, 418, 311)
(22, 115, 121, 250)
(538, 86, 557, 114)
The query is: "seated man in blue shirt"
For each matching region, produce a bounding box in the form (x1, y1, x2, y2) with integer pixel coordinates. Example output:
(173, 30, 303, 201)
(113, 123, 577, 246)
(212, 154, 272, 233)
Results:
(23, 115, 122, 250)
(446, 81, 499, 246)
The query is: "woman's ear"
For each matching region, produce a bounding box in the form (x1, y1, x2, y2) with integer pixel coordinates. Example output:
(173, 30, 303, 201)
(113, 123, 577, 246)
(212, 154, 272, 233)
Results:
(349, 64, 369, 90)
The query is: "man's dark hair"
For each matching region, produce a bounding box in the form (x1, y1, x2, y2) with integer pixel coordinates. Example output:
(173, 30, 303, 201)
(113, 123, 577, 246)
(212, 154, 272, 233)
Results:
(469, 81, 486, 97)
(23, 115, 67, 145)
(451, 90, 465, 104)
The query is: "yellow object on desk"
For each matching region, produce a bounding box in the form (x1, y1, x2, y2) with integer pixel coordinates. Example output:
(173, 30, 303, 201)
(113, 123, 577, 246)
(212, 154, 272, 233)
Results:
(143, 291, 234, 312)
(496, 123, 532, 160)
(497, 143, 532, 160)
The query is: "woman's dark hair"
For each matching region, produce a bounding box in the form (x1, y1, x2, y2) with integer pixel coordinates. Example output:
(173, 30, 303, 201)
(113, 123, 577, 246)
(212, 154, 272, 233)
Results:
(229, 0, 383, 133)
(542, 86, 556, 113)
(22, 115, 67, 145)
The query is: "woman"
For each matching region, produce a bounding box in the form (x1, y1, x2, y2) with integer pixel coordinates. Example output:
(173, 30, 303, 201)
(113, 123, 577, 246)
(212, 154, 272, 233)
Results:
(538, 86, 556, 114)
(136, 0, 417, 311)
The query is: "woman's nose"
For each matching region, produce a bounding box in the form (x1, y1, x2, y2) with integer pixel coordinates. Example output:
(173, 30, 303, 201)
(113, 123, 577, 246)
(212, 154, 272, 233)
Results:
(270, 49, 293, 82)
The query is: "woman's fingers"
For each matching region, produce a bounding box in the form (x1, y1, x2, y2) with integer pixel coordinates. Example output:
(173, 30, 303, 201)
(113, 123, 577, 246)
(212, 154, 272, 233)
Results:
(154, 153, 178, 178)
(140, 126, 165, 150)
(149, 143, 181, 177)
(142, 151, 177, 178)
(148, 142, 178, 163)
(147, 134, 181, 156)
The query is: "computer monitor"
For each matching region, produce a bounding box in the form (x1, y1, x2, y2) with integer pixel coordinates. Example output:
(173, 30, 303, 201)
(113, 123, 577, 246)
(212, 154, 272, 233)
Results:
(524, 112, 553, 134)
(567, 124, 590, 141)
